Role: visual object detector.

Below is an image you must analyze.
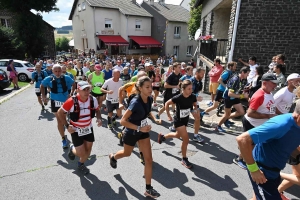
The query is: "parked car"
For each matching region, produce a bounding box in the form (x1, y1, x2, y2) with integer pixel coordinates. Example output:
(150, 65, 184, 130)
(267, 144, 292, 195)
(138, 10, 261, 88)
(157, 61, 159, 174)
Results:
(0, 69, 11, 91)
(0, 59, 35, 82)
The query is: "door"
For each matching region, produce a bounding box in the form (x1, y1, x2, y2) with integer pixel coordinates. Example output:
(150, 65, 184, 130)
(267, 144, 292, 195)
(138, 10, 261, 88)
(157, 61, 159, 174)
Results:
(111, 46, 119, 55)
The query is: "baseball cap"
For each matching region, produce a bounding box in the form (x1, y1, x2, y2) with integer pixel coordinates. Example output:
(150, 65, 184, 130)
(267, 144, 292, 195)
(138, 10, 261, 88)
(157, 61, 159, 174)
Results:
(145, 63, 150, 67)
(261, 73, 279, 83)
(77, 81, 91, 90)
(94, 64, 101, 70)
(287, 73, 300, 81)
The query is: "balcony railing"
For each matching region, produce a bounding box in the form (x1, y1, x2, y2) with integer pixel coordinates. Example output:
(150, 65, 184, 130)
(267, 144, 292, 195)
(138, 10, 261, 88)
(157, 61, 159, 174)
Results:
(200, 39, 228, 64)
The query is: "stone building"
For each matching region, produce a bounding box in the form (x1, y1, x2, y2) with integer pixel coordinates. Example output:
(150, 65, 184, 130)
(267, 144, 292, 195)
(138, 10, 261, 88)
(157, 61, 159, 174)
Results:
(0, 9, 55, 58)
(194, 0, 300, 91)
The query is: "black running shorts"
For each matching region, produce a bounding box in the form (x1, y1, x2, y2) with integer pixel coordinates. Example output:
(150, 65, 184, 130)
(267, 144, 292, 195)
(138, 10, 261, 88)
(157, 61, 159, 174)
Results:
(106, 100, 119, 113)
(71, 127, 95, 147)
(123, 130, 150, 146)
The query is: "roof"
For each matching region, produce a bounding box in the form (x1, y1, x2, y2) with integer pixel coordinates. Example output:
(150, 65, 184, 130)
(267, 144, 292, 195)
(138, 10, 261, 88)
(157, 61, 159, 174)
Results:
(144, 1, 190, 22)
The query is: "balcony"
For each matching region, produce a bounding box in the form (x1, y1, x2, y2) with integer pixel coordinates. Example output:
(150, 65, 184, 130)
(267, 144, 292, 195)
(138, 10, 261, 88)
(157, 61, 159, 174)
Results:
(200, 39, 228, 64)
(174, 34, 180, 39)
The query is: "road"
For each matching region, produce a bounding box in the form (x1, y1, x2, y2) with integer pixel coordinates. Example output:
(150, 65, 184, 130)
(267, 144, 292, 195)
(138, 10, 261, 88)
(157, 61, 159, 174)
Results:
(0, 86, 299, 200)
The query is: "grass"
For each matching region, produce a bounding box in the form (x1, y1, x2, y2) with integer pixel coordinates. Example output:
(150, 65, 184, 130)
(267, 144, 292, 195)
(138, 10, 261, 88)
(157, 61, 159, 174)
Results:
(9, 81, 30, 88)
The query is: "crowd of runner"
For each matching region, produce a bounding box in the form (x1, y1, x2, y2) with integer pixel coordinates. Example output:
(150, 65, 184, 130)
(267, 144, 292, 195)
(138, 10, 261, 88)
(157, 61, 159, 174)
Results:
(24, 53, 300, 199)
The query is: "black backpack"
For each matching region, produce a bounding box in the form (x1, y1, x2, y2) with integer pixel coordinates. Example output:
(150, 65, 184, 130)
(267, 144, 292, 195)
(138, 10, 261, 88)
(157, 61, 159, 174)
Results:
(50, 75, 68, 93)
(69, 95, 95, 122)
(34, 71, 45, 81)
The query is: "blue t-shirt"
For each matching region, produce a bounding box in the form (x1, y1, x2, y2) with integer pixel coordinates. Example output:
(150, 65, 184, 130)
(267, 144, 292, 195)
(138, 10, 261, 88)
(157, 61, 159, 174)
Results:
(133, 70, 139, 76)
(180, 75, 192, 81)
(217, 70, 230, 91)
(102, 69, 112, 80)
(249, 114, 300, 179)
(65, 72, 74, 90)
(190, 76, 202, 96)
(44, 69, 53, 76)
(42, 75, 74, 102)
(31, 71, 48, 88)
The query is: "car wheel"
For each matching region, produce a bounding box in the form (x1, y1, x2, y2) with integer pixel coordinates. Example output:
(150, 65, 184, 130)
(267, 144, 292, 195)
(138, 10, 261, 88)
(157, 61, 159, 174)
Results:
(18, 73, 28, 82)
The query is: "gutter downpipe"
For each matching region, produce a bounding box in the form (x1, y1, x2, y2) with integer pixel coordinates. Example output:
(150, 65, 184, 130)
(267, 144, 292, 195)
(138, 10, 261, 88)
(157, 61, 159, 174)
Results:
(228, 0, 241, 62)
(93, 7, 97, 52)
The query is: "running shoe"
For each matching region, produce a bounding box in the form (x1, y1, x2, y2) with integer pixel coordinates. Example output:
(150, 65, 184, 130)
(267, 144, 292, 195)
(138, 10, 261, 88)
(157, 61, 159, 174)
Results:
(207, 101, 213, 106)
(193, 135, 205, 143)
(118, 132, 123, 146)
(157, 133, 165, 144)
(140, 152, 145, 165)
(109, 154, 117, 169)
(155, 114, 160, 120)
(233, 156, 247, 170)
(181, 158, 193, 169)
(144, 187, 160, 198)
(280, 192, 290, 200)
(112, 119, 117, 126)
(108, 124, 113, 130)
(62, 138, 68, 149)
(227, 120, 235, 125)
(215, 126, 227, 133)
(78, 163, 90, 175)
(169, 126, 176, 132)
(224, 120, 231, 129)
(200, 111, 206, 118)
(68, 144, 75, 160)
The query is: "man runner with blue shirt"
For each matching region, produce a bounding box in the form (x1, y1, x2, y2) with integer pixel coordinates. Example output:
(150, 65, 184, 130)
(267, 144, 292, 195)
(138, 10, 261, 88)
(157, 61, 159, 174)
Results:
(41, 64, 74, 149)
(236, 100, 300, 200)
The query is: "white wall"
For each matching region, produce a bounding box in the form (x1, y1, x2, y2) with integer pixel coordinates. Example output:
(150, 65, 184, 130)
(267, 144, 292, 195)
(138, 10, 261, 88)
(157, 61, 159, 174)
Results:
(127, 16, 152, 36)
(94, 8, 121, 36)
(180, 0, 191, 11)
(201, 0, 222, 19)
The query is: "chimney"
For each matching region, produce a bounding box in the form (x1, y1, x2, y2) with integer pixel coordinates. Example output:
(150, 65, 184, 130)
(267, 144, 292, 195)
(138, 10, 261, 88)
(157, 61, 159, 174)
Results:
(132, 0, 136, 4)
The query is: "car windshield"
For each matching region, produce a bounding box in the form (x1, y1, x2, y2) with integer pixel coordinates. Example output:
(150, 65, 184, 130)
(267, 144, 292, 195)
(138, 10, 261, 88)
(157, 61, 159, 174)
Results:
(24, 63, 34, 68)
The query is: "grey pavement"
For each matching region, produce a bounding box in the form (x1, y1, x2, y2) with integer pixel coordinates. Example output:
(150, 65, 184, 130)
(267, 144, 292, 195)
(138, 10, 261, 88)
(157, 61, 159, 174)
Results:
(0, 86, 299, 200)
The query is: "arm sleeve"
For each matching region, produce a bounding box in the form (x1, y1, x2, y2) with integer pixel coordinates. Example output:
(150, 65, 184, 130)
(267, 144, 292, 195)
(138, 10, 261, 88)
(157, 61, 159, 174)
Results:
(61, 98, 74, 112)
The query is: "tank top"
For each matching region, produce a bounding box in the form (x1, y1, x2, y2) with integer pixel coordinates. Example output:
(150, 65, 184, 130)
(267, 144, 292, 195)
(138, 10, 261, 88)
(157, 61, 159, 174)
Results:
(91, 72, 104, 94)
(152, 74, 161, 87)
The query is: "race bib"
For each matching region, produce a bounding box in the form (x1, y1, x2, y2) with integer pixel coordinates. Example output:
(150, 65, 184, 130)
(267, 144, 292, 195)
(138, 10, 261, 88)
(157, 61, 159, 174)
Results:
(55, 101, 63, 107)
(180, 109, 190, 118)
(140, 118, 148, 127)
(153, 82, 160, 87)
(172, 88, 179, 94)
(110, 98, 119, 104)
(94, 82, 103, 87)
(78, 126, 91, 137)
(35, 88, 40, 93)
(269, 104, 276, 114)
(285, 104, 292, 112)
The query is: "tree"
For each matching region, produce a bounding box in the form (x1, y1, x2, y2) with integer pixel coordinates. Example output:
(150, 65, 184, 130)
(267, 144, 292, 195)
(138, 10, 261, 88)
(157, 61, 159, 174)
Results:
(0, 26, 24, 59)
(188, 0, 202, 38)
(0, 0, 58, 12)
(55, 37, 62, 51)
(55, 37, 70, 52)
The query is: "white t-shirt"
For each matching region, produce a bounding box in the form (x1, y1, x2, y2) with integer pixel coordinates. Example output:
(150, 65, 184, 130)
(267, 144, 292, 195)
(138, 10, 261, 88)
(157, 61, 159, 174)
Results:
(247, 64, 258, 84)
(102, 78, 123, 102)
(274, 87, 295, 114)
(113, 65, 123, 72)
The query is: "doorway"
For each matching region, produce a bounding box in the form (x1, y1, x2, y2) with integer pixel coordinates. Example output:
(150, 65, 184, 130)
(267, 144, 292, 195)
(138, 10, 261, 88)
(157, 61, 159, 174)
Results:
(111, 46, 119, 55)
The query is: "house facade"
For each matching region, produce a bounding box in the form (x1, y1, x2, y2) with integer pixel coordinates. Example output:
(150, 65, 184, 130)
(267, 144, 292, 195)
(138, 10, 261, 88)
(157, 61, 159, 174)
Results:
(0, 9, 56, 58)
(142, 0, 197, 61)
(180, 0, 192, 11)
(69, 0, 162, 55)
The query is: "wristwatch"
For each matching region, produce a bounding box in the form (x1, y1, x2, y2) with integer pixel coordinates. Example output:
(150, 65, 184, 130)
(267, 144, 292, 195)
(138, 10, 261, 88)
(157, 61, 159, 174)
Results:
(137, 126, 141, 132)
(64, 123, 69, 129)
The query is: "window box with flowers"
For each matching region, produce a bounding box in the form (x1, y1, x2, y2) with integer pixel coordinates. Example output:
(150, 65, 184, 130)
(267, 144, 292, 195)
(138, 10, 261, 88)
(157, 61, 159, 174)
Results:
(199, 35, 215, 43)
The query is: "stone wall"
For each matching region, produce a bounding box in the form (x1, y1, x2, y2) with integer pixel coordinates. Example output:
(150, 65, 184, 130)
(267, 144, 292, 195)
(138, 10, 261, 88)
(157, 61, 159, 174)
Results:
(233, 0, 300, 74)
(225, 0, 238, 62)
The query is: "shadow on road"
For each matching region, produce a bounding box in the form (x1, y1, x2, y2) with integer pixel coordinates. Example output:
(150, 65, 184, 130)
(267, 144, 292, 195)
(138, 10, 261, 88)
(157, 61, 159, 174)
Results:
(161, 151, 247, 200)
(0, 88, 13, 97)
(38, 109, 55, 121)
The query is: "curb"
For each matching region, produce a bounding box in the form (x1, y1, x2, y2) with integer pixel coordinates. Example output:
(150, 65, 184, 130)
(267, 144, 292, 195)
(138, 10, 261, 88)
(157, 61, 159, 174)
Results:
(0, 84, 32, 105)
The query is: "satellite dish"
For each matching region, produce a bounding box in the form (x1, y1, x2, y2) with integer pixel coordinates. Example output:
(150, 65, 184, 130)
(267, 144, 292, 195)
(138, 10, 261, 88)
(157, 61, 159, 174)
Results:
(194, 28, 201, 40)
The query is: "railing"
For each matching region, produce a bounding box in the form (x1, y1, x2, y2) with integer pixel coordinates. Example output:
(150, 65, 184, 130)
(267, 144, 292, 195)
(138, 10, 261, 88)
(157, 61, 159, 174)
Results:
(200, 39, 228, 64)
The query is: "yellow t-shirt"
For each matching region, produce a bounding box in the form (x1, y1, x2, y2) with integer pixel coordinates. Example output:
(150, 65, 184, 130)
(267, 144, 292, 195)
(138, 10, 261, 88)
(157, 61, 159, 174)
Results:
(67, 69, 77, 77)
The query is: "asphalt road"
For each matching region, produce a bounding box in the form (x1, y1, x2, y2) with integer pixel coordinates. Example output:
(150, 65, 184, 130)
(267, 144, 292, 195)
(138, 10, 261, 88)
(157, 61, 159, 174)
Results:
(0, 86, 299, 200)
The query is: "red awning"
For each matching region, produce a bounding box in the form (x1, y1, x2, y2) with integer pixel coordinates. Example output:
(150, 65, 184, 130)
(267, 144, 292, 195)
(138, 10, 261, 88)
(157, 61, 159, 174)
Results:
(129, 36, 161, 47)
(98, 35, 129, 46)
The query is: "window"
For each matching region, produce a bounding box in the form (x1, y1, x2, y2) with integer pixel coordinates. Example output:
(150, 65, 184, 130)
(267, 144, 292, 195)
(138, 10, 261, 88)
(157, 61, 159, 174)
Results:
(1, 18, 12, 28)
(78, 4, 81, 12)
(135, 20, 141, 29)
(173, 46, 179, 56)
(100, 40, 108, 49)
(105, 19, 112, 28)
(0, 61, 8, 67)
(187, 46, 193, 55)
(174, 26, 181, 38)
(13, 62, 23, 68)
(25, 63, 34, 68)
(82, 2, 86, 10)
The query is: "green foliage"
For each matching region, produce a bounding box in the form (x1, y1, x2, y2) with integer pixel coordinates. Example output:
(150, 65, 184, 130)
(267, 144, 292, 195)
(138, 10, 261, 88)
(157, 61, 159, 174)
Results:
(0, 26, 24, 59)
(55, 36, 69, 51)
(0, 0, 59, 12)
(188, 0, 202, 38)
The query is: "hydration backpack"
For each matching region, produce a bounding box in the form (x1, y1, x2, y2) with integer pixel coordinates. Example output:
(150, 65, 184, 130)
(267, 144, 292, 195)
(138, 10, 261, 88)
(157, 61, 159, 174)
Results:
(69, 95, 95, 122)
(50, 75, 68, 93)
(34, 71, 45, 81)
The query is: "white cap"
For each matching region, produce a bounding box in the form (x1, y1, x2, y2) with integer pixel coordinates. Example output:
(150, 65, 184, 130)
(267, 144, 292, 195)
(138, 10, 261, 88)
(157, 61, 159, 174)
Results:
(145, 63, 150, 67)
(287, 73, 300, 81)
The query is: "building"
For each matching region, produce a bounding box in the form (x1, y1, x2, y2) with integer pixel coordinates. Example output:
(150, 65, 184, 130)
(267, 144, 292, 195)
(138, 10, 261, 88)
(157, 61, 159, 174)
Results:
(142, 0, 197, 61)
(0, 9, 55, 58)
(69, 0, 162, 55)
(180, 0, 192, 11)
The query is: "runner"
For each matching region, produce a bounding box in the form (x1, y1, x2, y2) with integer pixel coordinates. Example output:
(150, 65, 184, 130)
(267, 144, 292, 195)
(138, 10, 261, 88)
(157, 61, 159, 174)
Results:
(61, 65, 75, 95)
(41, 64, 74, 148)
(179, 66, 193, 82)
(158, 79, 199, 168)
(236, 100, 300, 200)
(120, 67, 131, 85)
(109, 76, 160, 198)
(215, 67, 250, 133)
(102, 63, 113, 80)
(88, 64, 105, 113)
(101, 69, 123, 130)
(85, 63, 95, 78)
(44, 61, 53, 76)
(152, 67, 162, 107)
(30, 63, 48, 110)
(58, 81, 102, 175)
(113, 59, 124, 71)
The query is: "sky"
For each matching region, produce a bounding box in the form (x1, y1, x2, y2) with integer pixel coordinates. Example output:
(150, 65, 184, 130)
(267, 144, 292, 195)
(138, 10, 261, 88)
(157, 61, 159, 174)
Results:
(39, 0, 182, 28)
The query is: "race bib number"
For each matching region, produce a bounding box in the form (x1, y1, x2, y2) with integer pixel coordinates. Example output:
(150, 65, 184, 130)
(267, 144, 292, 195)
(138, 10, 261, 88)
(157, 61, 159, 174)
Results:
(180, 109, 190, 118)
(78, 126, 91, 137)
(140, 118, 148, 127)
(172, 88, 179, 94)
(55, 101, 63, 107)
(270, 104, 276, 114)
(153, 82, 160, 87)
(285, 104, 292, 112)
(110, 98, 119, 104)
(94, 82, 103, 87)
(35, 88, 40, 93)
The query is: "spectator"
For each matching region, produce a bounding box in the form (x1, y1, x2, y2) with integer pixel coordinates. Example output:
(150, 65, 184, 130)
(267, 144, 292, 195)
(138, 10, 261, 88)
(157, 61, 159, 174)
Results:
(273, 64, 286, 93)
(238, 56, 258, 84)
(207, 58, 223, 106)
(7, 59, 20, 89)
(246, 66, 264, 98)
